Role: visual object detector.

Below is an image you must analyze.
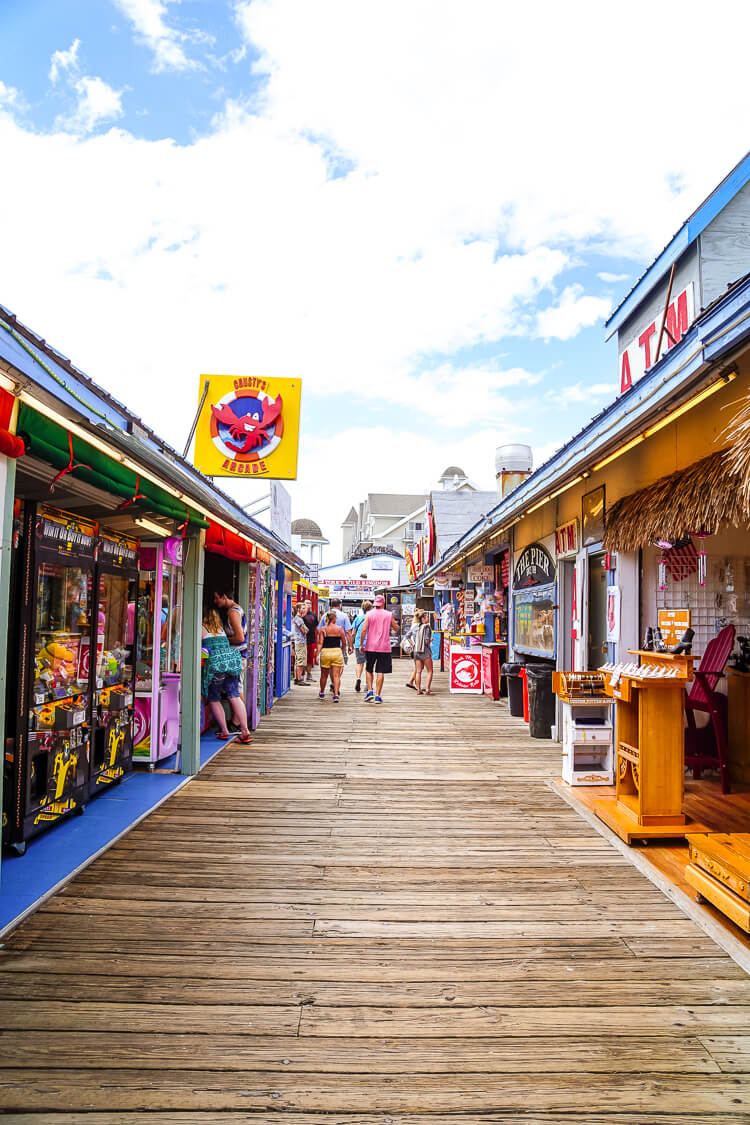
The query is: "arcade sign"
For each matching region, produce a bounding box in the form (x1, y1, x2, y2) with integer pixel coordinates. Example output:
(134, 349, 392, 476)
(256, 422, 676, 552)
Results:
(514, 542, 555, 588)
(618, 283, 695, 394)
(193, 373, 301, 479)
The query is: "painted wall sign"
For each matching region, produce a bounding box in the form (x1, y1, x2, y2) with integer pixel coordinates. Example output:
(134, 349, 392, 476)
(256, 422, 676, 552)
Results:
(618, 283, 695, 394)
(514, 543, 555, 588)
(193, 374, 301, 479)
(555, 518, 579, 558)
(467, 564, 494, 584)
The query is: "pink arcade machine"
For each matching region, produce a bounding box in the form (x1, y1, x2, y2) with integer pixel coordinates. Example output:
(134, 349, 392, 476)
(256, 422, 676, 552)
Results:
(133, 537, 184, 765)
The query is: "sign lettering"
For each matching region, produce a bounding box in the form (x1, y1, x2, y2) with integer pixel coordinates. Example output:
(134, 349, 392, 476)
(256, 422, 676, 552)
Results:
(619, 283, 695, 393)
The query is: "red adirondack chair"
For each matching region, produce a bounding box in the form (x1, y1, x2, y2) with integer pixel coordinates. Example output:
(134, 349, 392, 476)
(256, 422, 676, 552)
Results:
(684, 624, 735, 794)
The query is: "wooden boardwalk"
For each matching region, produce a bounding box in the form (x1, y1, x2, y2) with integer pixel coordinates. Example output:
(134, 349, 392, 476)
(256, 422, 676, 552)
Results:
(1, 665, 750, 1122)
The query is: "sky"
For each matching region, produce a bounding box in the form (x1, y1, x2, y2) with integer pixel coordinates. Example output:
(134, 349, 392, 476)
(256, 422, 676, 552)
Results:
(1, 0, 750, 563)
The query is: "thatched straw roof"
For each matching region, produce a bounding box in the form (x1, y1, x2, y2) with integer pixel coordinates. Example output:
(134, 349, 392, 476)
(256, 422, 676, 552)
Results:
(721, 394, 750, 509)
(603, 451, 747, 551)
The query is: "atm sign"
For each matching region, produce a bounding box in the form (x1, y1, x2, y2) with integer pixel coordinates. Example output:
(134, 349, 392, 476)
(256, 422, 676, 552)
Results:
(619, 283, 694, 394)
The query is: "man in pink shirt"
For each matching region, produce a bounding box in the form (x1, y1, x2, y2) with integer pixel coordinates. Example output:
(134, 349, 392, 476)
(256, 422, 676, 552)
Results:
(359, 594, 398, 704)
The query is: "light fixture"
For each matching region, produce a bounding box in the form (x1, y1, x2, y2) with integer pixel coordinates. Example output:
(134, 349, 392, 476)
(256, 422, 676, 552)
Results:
(134, 517, 170, 538)
(592, 433, 645, 472)
(591, 371, 737, 474)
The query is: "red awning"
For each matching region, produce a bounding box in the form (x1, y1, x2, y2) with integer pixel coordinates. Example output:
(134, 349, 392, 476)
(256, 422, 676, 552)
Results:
(206, 519, 255, 562)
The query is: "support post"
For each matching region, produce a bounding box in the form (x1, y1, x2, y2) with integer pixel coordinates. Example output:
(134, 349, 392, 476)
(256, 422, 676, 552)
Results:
(180, 529, 205, 776)
(250, 561, 261, 729)
(0, 455, 17, 886)
(238, 559, 250, 701)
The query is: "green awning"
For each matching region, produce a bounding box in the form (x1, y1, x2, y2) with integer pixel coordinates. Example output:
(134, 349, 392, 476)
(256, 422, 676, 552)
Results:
(17, 404, 209, 529)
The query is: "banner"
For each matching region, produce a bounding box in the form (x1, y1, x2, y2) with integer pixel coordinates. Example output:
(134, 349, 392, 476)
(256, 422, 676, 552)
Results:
(193, 374, 301, 479)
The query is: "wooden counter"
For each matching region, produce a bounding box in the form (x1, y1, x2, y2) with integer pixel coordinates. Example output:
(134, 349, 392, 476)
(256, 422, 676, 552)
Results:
(594, 650, 707, 845)
(728, 669, 750, 786)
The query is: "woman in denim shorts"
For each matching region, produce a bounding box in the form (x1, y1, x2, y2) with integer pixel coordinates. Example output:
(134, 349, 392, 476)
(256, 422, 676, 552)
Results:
(202, 609, 252, 742)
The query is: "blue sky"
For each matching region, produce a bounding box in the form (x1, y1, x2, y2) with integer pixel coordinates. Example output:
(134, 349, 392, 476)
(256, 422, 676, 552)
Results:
(1, 1, 749, 560)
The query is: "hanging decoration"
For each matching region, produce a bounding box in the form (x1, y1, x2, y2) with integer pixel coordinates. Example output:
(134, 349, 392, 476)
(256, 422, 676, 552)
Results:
(694, 530, 711, 586)
(658, 553, 667, 591)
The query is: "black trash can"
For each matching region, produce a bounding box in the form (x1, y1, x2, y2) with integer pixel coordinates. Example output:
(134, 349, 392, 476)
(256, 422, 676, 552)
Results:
(502, 662, 524, 717)
(526, 665, 555, 739)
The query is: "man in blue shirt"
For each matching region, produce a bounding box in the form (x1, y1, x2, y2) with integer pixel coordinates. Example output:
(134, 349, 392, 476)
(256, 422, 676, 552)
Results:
(319, 599, 353, 692)
(351, 599, 373, 693)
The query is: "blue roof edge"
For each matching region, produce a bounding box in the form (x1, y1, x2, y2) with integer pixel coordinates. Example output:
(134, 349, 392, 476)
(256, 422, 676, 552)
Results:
(604, 150, 750, 340)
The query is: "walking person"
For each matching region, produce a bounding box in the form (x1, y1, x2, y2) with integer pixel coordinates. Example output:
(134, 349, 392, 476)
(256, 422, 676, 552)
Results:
(351, 599, 373, 693)
(201, 607, 252, 743)
(413, 610, 434, 695)
(403, 610, 420, 691)
(302, 600, 318, 683)
(316, 610, 346, 702)
(320, 597, 353, 692)
(292, 602, 310, 685)
(359, 593, 398, 704)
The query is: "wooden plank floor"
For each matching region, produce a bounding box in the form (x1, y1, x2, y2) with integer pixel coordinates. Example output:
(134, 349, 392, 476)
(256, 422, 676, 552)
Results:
(1, 664, 750, 1123)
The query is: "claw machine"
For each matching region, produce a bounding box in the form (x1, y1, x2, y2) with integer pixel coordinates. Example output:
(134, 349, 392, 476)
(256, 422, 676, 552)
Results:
(89, 529, 139, 795)
(3, 503, 97, 852)
(133, 537, 183, 765)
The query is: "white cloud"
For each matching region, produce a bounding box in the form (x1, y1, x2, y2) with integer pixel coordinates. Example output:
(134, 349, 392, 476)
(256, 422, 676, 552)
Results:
(546, 382, 613, 408)
(536, 284, 611, 341)
(57, 76, 124, 135)
(597, 271, 630, 284)
(49, 39, 81, 85)
(0, 80, 26, 112)
(114, 0, 203, 72)
(2, 0, 750, 544)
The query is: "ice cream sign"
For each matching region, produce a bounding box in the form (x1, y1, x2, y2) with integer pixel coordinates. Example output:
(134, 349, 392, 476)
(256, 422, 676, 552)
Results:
(619, 283, 695, 394)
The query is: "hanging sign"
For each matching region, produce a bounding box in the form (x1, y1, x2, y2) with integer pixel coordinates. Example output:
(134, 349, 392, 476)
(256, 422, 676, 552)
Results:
(514, 542, 555, 588)
(555, 518, 579, 558)
(618, 283, 695, 394)
(193, 374, 301, 479)
(467, 564, 494, 584)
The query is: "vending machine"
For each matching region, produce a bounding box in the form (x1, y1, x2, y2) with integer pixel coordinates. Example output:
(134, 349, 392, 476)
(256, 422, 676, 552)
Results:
(4, 503, 97, 851)
(89, 529, 139, 795)
(133, 537, 183, 764)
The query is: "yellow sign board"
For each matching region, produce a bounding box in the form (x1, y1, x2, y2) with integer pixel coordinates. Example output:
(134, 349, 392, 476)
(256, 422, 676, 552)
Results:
(658, 608, 691, 647)
(193, 374, 301, 479)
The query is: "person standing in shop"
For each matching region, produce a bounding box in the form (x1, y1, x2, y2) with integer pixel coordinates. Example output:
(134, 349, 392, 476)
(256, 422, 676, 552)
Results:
(201, 607, 252, 743)
(359, 593, 398, 704)
(351, 599, 373, 693)
(413, 609, 434, 695)
(302, 600, 318, 684)
(213, 587, 249, 694)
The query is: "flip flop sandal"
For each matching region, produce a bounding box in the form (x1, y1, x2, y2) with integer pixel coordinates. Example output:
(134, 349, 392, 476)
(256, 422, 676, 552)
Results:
(235, 735, 253, 744)
(405, 682, 417, 690)
(216, 732, 231, 740)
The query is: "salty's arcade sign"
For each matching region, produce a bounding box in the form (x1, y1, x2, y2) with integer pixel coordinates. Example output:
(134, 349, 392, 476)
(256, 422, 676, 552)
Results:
(618, 283, 695, 394)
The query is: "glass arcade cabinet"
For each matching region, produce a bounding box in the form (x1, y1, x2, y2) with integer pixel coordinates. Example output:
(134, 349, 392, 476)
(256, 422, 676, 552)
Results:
(4, 504, 97, 851)
(89, 529, 139, 795)
(133, 537, 183, 764)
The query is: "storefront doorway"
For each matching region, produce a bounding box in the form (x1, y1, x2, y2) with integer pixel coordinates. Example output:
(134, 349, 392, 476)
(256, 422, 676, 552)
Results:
(588, 552, 608, 669)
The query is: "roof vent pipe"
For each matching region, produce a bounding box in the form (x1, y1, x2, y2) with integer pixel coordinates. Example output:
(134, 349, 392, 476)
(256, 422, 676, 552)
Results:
(495, 443, 533, 499)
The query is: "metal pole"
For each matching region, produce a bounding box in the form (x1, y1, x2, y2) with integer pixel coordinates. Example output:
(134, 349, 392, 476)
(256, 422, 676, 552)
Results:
(653, 263, 676, 367)
(182, 380, 210, 460)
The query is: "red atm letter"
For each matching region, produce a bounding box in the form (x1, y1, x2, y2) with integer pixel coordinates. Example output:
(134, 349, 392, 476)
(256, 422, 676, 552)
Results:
(620, 349, 632, 393)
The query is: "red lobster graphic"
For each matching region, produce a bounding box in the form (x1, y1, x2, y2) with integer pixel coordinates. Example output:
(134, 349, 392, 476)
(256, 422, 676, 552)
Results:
(211, 394, 283, 455)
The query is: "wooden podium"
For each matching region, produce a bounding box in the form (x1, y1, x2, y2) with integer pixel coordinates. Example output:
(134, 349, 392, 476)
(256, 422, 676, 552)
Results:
(594, 651, 707, 845)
